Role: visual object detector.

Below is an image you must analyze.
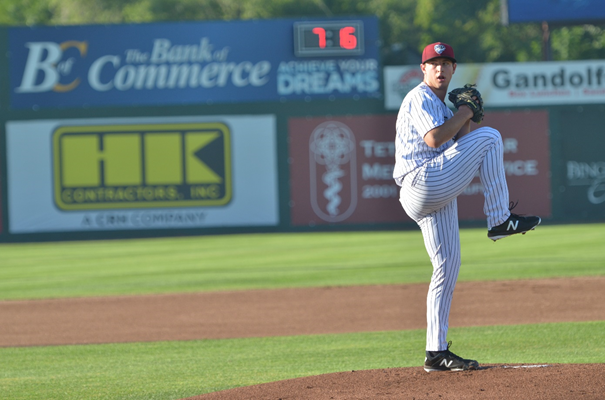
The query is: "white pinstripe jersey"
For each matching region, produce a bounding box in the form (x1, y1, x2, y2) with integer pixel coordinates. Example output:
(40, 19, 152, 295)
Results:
(393, 82, 454, 186)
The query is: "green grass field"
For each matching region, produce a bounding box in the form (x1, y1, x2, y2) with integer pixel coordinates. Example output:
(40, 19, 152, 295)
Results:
(1, 224, 604, 301)
(1, 223, 604, 399)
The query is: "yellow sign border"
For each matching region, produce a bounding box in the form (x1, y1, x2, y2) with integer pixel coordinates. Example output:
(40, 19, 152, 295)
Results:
(53, 123, 232, 210)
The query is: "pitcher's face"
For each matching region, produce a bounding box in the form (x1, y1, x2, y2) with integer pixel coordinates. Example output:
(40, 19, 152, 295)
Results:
(421, 58, 456, 91)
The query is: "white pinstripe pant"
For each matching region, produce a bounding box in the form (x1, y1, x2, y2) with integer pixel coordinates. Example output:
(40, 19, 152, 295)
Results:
(399, 127, 510, 351)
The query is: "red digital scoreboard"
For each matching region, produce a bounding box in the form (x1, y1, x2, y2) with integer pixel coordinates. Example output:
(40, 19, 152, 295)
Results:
(293, 20, 364, 57)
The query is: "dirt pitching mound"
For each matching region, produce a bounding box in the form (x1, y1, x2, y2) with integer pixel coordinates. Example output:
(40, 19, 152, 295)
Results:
(189, 364, 605, 400)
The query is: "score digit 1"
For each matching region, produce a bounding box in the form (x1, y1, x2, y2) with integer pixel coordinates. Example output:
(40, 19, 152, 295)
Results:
(339, 26, 357, 50)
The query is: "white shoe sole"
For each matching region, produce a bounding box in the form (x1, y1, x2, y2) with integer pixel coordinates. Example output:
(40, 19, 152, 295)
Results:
(424, 366, 471, 372)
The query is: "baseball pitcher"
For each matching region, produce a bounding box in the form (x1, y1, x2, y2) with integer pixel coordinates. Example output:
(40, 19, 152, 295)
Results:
(393, 42, 541, 372)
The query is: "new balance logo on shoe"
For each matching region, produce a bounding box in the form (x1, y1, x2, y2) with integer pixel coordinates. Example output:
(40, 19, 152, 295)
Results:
(440, 359, 454, 368)
(507, 220, 519, 231)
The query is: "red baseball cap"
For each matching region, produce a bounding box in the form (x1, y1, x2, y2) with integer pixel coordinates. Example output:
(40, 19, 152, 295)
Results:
(422, 42, 456, 64)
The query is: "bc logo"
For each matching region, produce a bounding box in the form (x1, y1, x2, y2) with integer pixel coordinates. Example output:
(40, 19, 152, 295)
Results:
(16, 41, 88, 93)
(309, 121, 357, 222)
(53, 123, 232, 210)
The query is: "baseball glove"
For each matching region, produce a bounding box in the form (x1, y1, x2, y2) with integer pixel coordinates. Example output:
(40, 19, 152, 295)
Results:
(448, 84, 484, 123)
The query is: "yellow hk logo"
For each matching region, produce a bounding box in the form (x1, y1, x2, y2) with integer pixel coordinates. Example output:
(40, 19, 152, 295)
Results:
(53, 123, 231, 210)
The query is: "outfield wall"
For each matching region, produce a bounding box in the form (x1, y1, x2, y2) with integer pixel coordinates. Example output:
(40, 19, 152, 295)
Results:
(0, 18, 603, 242)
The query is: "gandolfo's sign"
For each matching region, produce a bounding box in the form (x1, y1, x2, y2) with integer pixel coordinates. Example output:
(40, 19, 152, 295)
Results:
(9, 17, 380, 109)
(384, 60, 605, 110)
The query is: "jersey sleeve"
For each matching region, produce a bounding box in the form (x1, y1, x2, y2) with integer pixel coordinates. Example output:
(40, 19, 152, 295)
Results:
(408, 90, 447, 138)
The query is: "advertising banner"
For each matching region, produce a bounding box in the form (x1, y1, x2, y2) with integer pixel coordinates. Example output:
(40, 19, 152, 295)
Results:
(565, 159, 605, 215)
(0, 167, 2, 234)
(288, 111, 551, 226)
(559, 107, 605, 219)
(9, 17, 379, 109)
(505, 0, 605, 24)
(384, 60, 605, 110)
(455, 111, 552, 220)
(289, 115, 409, 226)
(6, 115, 278, 233)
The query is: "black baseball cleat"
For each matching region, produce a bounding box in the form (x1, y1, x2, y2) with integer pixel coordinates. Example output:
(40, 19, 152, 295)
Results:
(488, 202, 541, 242)
(424, 342, 479, 372)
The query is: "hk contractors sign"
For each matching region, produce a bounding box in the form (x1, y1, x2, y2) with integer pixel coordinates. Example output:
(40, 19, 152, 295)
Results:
(384, 60, 605, 109)
(6, 115, 279, 233)
(8, 17, 380, 109)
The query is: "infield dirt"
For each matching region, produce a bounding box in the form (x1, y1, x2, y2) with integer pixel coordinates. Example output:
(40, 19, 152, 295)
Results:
(2, 276, 604, 399)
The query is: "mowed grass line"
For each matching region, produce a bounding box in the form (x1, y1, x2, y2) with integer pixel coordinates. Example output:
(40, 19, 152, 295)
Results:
(1, 223, 604, 300)
(1, 321, 604, 400)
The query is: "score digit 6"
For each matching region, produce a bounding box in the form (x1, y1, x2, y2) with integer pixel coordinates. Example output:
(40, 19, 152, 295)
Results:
(339, 26, 357, 50)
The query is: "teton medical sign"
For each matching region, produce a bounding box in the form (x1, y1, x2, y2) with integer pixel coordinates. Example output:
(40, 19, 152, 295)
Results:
(9, 17, 380, 109)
